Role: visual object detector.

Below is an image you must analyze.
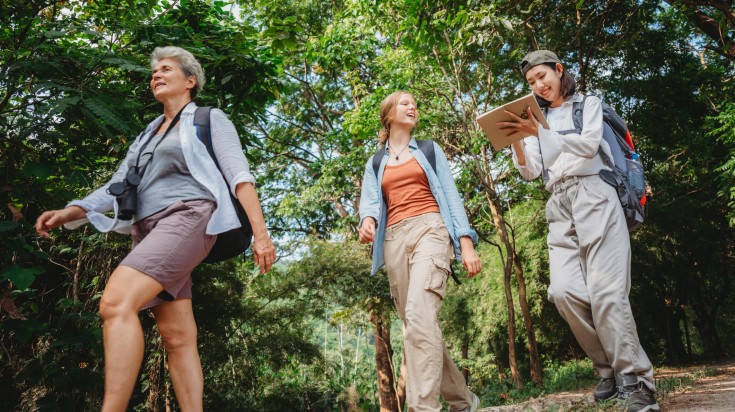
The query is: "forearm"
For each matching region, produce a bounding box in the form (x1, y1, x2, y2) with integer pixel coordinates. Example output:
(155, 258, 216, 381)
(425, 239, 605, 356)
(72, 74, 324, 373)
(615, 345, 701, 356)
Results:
(512, 141, 526, 166)
(235, 182, 269, 238)
(65, 205, 88, 221)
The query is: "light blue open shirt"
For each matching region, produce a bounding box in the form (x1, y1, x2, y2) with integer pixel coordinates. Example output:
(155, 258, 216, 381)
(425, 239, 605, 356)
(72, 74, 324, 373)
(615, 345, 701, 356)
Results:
(359, 138, 478, 275)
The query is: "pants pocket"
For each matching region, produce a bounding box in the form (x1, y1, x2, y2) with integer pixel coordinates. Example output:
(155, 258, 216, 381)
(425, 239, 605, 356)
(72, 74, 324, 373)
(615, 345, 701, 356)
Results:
(425, 258, 450, 299)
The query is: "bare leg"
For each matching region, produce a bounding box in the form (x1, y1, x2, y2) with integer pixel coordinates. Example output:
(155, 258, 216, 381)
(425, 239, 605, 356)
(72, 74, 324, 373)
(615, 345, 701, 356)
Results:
(153, 299, 203, 412)
(99, 266, 164, 412)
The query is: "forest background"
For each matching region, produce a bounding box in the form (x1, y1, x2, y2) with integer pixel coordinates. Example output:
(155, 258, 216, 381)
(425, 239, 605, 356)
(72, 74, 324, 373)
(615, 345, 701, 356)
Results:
(2, 0, 735, 411)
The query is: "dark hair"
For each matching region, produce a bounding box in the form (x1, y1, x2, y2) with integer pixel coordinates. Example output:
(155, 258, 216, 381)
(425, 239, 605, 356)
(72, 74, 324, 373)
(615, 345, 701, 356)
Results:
(534, 63, 577, 107)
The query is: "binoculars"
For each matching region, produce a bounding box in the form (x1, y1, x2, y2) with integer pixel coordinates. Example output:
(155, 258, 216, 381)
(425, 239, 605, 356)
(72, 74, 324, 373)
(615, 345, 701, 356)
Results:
(107, 168, 142, 220)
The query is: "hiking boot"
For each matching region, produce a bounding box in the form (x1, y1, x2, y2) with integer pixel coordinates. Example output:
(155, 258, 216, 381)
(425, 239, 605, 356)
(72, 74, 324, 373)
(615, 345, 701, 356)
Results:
(617, 374, 660, 412)
(593, 377, 617, 402)
(454, 391, 480, 412)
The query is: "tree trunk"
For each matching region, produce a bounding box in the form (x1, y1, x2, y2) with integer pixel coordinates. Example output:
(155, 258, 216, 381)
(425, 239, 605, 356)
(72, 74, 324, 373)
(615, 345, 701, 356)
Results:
(512, 252, 542, 384)
(501, 261, 522, 389)
(693, 307, 724, 357)
(372, 309, 399, 412)
(396, 356, 406, 410)
(461, 335, 470, 383)
(478, 184, 543, 385)
(483, 185, 522, 388)
(145, 339, 164, 411)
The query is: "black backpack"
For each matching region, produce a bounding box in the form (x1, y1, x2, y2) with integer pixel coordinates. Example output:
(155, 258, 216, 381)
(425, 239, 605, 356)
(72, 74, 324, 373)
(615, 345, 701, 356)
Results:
(554, 96, 647, 231)
(194, 106, 253, 262)
(372, 139, 462, 285)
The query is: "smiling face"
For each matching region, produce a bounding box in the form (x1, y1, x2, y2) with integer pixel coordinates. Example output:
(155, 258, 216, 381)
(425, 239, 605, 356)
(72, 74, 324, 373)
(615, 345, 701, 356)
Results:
(525, 63, 564, 106)
(390, 93, 419, 130)
(150, 58, 197, 102)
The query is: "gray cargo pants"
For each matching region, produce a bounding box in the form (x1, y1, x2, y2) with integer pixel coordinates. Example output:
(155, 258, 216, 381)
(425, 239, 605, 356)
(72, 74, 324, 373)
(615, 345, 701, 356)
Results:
(546, 175, 655, 391)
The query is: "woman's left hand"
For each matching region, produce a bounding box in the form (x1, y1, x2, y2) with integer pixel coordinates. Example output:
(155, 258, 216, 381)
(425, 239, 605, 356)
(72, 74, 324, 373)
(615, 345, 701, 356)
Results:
(459, 237, 482, 278)
(497, 106, 539, 138)
(252, 234, 276, 274)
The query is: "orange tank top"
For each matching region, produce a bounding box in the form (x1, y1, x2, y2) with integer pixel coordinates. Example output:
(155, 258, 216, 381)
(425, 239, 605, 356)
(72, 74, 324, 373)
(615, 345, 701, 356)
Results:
(381, 157, 440, 227)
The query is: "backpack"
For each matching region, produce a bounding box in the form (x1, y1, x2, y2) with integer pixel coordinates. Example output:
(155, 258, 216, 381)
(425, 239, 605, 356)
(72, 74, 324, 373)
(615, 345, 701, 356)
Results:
(194, 106, 254, 262)
(372, 139, 462, 285)
(557, 95, 647, 231)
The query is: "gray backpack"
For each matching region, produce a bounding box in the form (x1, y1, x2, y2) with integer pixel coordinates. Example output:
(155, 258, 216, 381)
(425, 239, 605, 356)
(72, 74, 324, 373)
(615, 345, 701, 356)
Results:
(553, 96, 646, 231)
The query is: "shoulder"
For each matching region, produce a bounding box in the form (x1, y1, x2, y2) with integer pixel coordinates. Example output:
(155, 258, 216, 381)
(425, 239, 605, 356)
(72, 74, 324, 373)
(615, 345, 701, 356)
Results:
(577, 93, 601, 107)
(423, 139, 446, 158)
(208, 108, 231, 122)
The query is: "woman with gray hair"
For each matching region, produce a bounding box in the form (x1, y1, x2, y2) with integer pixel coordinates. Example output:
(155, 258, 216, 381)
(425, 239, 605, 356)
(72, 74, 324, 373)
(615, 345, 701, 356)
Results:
(35, 46, 275, 411)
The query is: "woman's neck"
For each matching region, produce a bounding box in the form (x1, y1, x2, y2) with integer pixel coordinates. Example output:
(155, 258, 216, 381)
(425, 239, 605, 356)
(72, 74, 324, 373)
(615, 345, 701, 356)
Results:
(161, 97, 193, 121)
(388, 128, 411, 148)
(549, 94, 570, 108)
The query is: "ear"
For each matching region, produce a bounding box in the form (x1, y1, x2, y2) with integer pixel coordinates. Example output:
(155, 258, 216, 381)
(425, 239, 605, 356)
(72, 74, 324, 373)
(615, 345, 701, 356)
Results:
(555, 62, 564, 77)
(186, 75, 197, 91)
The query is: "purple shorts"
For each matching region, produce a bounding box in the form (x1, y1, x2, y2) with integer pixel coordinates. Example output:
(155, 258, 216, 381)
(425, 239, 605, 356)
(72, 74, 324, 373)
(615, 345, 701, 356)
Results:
(120, 199, 216, 310)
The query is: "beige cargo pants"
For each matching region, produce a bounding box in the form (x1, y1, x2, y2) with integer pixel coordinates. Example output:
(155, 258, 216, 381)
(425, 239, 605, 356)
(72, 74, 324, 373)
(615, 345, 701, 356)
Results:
(383, 213, 473, 412)
(546, 175, 655, 390)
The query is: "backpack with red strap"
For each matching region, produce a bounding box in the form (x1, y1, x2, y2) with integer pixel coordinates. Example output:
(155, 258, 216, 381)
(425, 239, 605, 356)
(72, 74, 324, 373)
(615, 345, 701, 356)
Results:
(560, 95, 648, 231)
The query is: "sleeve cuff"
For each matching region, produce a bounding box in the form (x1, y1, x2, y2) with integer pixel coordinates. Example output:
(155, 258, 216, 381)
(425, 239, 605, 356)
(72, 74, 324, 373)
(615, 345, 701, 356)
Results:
(230, 173, 257, 197)
(456, 229, 478, 245)
(359, 215, 377, 228)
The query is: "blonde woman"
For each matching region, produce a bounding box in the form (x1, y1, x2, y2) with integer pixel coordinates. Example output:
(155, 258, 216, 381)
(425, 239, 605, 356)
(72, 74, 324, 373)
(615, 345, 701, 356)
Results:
(359, 91, 481, 412)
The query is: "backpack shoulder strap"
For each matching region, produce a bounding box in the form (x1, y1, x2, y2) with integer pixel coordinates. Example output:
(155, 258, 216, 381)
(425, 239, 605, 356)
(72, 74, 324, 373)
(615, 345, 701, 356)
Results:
(568, 95, 587, 135)
(372, 146, 387, 177)
(194, 106, 220, 169)
(550, 95, 586, 135)
(416, 139, 437, 174)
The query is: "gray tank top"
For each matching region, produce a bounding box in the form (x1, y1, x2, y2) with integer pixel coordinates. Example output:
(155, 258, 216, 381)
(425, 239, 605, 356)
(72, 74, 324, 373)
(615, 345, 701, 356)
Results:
(131, 125, 215, 221)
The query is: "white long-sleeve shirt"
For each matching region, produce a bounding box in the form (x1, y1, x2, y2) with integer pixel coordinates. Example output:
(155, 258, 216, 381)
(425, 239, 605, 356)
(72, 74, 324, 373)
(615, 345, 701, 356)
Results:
(511, 94, 612, 191)
(64, 102, 255, 235)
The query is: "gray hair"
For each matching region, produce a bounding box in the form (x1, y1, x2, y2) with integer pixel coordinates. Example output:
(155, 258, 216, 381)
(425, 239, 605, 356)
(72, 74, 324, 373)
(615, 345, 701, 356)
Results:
(150, 46, 205, 98)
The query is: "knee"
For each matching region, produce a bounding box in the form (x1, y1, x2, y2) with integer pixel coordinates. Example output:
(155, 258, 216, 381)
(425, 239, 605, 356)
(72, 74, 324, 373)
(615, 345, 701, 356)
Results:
(548, 286, 576, 312)
(99, 292, 134, 322)
(403, 310, 437, 346)
(158, 323, 197, 353)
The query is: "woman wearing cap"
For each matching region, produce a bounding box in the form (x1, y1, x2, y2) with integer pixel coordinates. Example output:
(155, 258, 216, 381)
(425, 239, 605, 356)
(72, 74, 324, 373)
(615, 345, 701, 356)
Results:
(499, 50, 658, 412)
(35, 46, 275, 411)
(359, 91, 481, 412)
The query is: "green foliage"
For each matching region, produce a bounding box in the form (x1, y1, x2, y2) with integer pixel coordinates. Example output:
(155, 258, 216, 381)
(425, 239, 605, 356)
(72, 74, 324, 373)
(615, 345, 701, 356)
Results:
(713, 103, 735, 226)
(3, 0, 735, 410)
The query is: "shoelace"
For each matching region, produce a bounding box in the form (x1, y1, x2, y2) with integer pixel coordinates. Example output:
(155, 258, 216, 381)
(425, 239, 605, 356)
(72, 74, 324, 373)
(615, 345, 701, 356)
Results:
(617, 382, 643, 399)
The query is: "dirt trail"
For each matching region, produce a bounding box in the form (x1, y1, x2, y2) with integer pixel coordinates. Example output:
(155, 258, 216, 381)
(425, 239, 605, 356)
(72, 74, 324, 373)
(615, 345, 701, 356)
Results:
(661, 361, 735, 411)
(477, 360, 735, 412)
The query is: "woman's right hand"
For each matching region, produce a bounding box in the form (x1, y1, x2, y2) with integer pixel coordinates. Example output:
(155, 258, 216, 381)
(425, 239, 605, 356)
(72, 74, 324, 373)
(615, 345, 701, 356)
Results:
(358, 217, 376, 243)
(35, 206, 86, 238)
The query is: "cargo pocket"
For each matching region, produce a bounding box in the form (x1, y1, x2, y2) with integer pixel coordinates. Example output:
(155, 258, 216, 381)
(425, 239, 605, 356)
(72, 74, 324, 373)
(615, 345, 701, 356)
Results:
(425, 258, 450, 299)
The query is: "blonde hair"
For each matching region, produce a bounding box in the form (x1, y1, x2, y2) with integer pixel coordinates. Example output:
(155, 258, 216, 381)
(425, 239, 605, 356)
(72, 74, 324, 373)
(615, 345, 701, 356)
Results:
(378, 91, 413, 144)
(150, 46, 205, 98)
